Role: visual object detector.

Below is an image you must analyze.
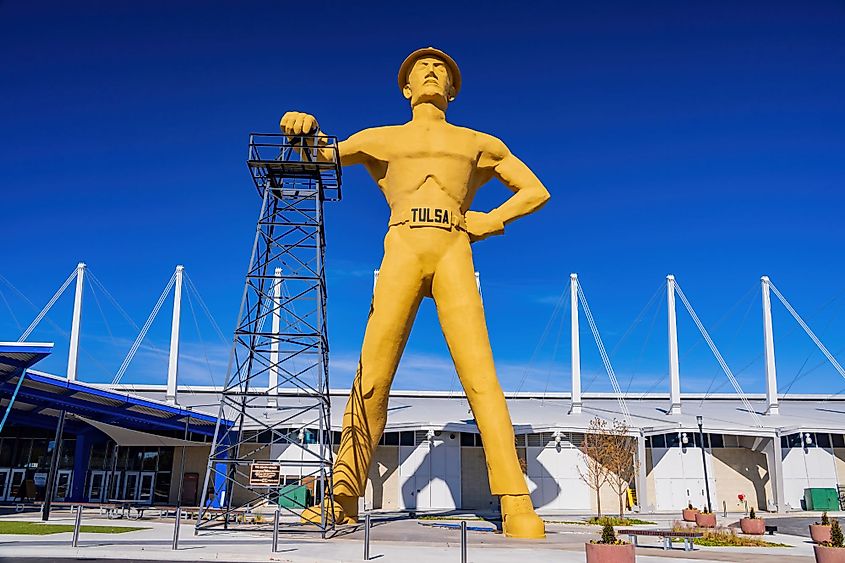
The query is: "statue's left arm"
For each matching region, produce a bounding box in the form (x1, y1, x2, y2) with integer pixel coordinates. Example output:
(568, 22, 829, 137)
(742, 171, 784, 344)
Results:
(467, 135, 551, 241)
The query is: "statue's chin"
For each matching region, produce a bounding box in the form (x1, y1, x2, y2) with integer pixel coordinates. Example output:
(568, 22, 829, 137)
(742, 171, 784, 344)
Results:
(411, 92, 448, 108)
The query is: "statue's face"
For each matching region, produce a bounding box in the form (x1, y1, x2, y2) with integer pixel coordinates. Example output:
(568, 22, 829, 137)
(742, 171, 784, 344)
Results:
(403, 56, 455, 109)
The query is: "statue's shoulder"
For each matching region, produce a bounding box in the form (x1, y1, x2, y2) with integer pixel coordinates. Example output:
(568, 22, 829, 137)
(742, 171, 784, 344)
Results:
(344, 124, 402, 148)
(458, 126, 508, 159)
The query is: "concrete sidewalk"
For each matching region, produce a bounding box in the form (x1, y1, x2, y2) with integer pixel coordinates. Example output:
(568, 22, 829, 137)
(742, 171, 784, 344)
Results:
(0, 512, 818, 562)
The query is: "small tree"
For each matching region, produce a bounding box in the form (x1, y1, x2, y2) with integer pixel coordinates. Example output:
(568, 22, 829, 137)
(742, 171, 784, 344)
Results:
(822, 512, 831, 526)
(600, 522, 617, 544)
(605, 419, 639, 517)
(578, 417, 613, 516)
(832, 519, 844, 548)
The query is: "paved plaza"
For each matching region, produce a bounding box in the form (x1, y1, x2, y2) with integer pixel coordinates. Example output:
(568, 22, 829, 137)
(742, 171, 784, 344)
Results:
(0, 510, 830, 562)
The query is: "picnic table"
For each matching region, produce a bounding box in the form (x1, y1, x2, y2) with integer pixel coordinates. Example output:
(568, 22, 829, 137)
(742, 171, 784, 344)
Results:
(616, 528, 704, 551)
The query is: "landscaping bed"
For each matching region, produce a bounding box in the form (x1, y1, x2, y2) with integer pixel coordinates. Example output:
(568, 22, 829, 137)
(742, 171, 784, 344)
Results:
(0, 521, 147, 535)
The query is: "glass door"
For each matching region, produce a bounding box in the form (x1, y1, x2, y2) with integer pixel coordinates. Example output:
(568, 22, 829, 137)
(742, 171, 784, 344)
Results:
(107, 471, 122, 501)
(8, 469, 25, 501)
(88, 471, 107, 502)
(138, 472, 155, 504)
(0, 469, 9, 501)
(123, 472, 139, 501)
(54, 470, 73, 501)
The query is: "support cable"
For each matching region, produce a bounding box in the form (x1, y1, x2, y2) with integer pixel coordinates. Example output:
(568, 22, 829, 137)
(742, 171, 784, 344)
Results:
(0, 288, 22, 332)
(512, 284, 568, 396)
(0, 274, 71, 340)
(780, 296, 841, 396)
(86, 274, 115, 341)
(184, 284, 219, 388)
(673, 281, 762, 428)
(768, 280, 845, 383)
(783, 345, 845, 397)
(18, 268, 77, 341)
(184, 273, 228, 344)
(576, 282, 631, 423)
(541, 288, 569, 404)
(625, 293, 662, 395)
(700, 285, 760, 401)
(112, 272, 177, 385)
(87, 272, 142, 332)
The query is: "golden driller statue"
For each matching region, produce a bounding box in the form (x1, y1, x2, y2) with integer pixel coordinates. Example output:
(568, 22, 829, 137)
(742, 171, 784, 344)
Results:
(281, 47, 550, 539)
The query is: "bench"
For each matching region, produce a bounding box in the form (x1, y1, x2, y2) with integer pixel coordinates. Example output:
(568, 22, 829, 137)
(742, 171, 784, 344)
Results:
(616, 528, 704, 552)
(765, 525, 778, 535)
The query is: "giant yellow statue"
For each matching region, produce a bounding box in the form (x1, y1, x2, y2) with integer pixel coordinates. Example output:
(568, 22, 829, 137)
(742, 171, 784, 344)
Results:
(281, 47, 550, 539)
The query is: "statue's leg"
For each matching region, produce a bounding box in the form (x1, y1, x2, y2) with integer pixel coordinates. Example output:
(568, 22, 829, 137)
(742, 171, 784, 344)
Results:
(303, 231, 425, 524)
(431, 235, 545, 539)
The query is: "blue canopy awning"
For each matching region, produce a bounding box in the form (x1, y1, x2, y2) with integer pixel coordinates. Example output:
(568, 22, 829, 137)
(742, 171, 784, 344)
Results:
(0, 342, 229, 437)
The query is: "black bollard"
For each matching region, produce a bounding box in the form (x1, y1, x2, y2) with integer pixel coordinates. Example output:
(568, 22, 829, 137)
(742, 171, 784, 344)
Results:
(461, 520, 467, 563)
(172, 507, 182, 550)
(363, 513, 371, 560)
(272, 508, 280, 553)
(71, 505, 82, 547)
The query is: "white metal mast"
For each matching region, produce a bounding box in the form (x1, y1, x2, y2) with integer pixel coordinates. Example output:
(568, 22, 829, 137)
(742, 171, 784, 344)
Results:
(166, 265, 184, 404)
(569, 273, 582, 414)
(66, 262, 86, 382)
(667, 274, 681, 415)
(761, 276, 779, 415)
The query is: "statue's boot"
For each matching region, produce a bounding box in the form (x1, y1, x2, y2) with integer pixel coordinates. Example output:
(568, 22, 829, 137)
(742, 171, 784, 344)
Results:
(300, 494, 358, 525)
(501, 494, 545, 539)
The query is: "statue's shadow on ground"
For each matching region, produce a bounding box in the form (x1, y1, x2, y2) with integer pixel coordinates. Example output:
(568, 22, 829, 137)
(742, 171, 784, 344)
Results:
(327, 510, 504, 539)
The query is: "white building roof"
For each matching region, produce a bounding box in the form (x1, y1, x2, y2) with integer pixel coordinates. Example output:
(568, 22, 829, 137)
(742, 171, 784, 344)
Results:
(109, 385, 845, 437)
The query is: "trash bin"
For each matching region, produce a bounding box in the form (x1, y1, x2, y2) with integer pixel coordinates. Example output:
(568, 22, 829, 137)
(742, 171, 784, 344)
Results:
(278, 484, 310, 509)
(804, 488, 840, 511)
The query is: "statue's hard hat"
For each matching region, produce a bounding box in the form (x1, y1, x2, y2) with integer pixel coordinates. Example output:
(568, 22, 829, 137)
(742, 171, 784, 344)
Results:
(397, 47, 461, 97)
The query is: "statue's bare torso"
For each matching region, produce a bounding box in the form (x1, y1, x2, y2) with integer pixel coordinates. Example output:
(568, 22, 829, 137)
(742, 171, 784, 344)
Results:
(341, 121, 503, 214)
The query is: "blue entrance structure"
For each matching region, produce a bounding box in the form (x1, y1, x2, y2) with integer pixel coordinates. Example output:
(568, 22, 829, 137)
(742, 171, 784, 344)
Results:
(0, 342, 232, 504)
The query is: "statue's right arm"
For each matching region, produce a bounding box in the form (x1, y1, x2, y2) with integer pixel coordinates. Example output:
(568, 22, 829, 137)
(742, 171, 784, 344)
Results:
(280, 111, 371, 166)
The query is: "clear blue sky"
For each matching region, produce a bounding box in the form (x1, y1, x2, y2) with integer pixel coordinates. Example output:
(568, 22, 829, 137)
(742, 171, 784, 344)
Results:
(2, 1, 844, 397)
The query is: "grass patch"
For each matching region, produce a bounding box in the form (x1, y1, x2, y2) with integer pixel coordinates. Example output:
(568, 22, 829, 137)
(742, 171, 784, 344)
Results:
(585, 516, 657, 526)
(0, 521, 147, 535)
(670, 526, 789, 547)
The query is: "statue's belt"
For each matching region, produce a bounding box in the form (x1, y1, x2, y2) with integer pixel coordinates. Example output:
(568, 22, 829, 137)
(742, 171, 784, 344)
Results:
(388, 206, 466, 231)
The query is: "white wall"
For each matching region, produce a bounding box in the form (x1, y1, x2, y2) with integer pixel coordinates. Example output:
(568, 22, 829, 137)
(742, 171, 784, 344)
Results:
(526, 444, 591, 512)
(782, 444, 838, 509)
(398, 432, 461, 511)
(650, 443, 716, 511)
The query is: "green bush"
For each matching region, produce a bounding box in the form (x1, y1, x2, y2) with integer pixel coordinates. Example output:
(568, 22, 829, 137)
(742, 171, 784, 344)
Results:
(822, 512, 831, 526)
(831, 519, 843, 548)
(749, 508, 756, 520)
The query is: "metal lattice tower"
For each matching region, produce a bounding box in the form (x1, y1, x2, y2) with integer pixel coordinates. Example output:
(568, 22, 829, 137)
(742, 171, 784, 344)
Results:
(197, 133, 341, 534)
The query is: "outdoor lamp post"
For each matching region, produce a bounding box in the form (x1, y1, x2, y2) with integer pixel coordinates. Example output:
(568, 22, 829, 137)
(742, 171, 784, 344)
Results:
(696, 415, 712, 513)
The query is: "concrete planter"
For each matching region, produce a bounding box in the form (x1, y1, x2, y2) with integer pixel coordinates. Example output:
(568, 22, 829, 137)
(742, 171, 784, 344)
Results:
(740, 517, 765, 535)
(695, 512, 717, 528)
(585, 542, 636, 563)
(682, 508, 699, 522)
(814, 545, 845, 563)
(811, 525, 833, 544)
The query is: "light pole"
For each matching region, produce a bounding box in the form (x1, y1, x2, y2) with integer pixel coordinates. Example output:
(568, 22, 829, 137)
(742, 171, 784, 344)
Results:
(696, 415, 712, 513)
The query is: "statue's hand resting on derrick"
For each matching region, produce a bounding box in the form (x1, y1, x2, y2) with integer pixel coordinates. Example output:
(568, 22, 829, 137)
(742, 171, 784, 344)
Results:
(282, 48, 550, 539)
